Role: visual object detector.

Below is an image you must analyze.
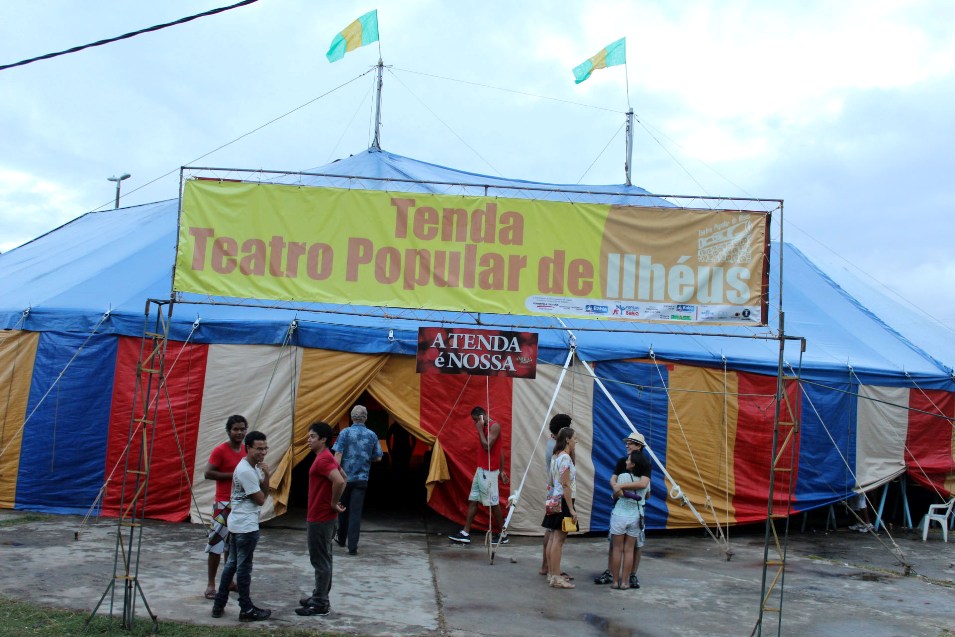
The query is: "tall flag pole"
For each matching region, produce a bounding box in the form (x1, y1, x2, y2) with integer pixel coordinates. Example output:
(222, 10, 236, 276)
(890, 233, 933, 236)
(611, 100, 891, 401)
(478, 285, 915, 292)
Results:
(625, 108, 634, 186)
(372, 58, 384, 150)
(572, 37, 632, 184)
(327, 10, 384, 149)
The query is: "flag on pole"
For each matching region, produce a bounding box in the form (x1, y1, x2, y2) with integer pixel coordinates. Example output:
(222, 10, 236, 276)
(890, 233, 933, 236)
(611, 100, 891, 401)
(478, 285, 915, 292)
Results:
(326, 10, 379, 63)
(572, 37, 626, 84)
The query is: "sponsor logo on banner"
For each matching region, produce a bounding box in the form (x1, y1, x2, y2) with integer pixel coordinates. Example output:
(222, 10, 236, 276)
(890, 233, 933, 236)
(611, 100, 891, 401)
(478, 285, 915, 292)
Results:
(416, 327, 538, 378)
(612, 304, 640, 317)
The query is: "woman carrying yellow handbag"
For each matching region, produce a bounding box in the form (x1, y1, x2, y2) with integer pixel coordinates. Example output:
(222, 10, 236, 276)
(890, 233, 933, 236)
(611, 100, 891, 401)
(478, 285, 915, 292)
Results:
(541, 427, 578, 589)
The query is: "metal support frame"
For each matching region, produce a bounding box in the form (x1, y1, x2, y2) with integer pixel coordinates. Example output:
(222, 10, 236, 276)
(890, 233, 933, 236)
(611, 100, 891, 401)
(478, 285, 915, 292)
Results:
(752, 337, 802, 636)
(87, 298, 173, 632)
(753, 197, 803, 637)
(172, 165, 793, 632)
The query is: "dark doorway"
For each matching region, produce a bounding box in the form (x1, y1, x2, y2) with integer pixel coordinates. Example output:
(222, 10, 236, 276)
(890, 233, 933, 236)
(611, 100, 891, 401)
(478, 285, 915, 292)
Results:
(288, 391, 430, 519)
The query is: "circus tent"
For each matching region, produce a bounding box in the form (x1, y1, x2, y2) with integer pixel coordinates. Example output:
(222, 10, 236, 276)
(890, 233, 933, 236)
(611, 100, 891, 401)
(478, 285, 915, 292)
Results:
(1, 148, 952, 534)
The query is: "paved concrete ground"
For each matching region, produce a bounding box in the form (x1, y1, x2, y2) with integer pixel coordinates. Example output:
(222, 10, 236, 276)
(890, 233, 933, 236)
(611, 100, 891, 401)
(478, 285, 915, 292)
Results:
(1, 508, 953, 636)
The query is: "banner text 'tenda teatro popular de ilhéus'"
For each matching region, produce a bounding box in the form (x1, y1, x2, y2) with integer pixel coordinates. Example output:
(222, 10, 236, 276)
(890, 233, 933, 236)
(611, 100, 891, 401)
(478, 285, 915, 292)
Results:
(174, 181, 769, 325)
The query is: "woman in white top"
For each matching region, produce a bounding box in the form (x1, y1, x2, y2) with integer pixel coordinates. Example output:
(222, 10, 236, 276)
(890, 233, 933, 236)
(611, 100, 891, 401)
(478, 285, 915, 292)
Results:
(541, 427, 578, 589)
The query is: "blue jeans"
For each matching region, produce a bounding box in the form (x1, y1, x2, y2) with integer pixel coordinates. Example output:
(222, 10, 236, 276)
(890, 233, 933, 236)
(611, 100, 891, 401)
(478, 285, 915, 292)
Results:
(214, 530, 259, 612)
(337, 480, 367, 552)
(307, 519, 337, 606)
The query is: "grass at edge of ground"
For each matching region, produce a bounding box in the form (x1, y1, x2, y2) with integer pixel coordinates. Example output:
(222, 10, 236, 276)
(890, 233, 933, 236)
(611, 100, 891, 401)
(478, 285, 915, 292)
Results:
(0, 596, 358, 637)
(0, 512, 53, 528)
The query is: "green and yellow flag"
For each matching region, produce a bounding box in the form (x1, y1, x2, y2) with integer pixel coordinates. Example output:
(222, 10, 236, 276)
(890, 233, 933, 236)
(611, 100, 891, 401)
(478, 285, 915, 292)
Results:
(326, 9, 379, 63)
(572, 37, 626, 84)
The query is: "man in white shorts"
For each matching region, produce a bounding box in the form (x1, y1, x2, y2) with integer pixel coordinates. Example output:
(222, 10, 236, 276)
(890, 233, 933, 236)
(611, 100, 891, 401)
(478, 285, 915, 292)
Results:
(449, 406, 510, 544)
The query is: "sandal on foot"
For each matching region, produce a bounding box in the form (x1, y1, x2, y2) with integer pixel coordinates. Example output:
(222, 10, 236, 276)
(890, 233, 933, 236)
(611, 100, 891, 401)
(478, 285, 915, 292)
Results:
(204, 588, 217, 600)
(550, 576, 575, 589)
(560, 571, 574, 581)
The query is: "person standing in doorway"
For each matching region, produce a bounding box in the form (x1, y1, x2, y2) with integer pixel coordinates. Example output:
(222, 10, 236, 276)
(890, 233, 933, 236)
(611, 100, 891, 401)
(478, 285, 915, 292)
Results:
(448, 405, 510, 545)
(296, 422, 347, 617)
(211, 430, 271, 622)
(202, 414, 248, 599)
(387, 420, 417, 491)
(333, 405, 383, 555)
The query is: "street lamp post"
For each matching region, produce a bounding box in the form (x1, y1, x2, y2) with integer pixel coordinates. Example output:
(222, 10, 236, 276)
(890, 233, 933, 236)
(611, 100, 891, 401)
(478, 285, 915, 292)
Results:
(107, 173, 131, 209)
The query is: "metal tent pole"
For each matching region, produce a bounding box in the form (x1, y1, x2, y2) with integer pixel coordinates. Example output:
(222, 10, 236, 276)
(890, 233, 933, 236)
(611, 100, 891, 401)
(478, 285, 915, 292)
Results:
(372, 59, 384, 149)
(624, 108, 634, 186)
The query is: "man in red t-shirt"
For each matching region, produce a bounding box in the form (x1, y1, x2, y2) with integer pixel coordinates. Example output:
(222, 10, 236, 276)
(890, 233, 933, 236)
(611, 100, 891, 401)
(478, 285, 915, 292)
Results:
(448, 406, 510, 545)
(296, 422, 347, 617)
(202, 415, 248, 599)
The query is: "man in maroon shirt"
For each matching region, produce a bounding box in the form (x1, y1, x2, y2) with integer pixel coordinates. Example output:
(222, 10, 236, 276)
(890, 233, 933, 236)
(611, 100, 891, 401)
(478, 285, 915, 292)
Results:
(202, 415, 248, 599)
(296, 422, 347, 617)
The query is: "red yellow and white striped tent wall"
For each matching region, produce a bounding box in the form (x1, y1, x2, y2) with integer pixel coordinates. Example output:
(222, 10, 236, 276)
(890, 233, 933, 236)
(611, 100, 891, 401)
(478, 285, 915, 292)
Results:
(1, 330, 952, 534)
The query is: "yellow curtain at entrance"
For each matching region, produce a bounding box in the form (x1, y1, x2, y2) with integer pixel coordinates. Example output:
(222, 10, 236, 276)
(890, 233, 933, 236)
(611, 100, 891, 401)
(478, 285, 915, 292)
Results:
(366, 355, 448, 499)
(270, 349, 450, 514)
(0, 331, 40, 508)
(271, 349, 388, 515)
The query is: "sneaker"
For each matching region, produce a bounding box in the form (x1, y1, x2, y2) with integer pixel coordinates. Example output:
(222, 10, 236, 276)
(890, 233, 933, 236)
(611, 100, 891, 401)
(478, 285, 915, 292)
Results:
(299, 596, 316, 607)
(629, 574, 641, 589)
(449, 530, 471, 544)
(848, 523, 862, 531)
(347, 549, 358, 555)
(491, 532, 509, 545)
(238, 606, 271, 622)
(857, 523, 874, 533)
(211, 606, 224, 619)
(594, 569, 613, 585)
(295, 604, 330, 616)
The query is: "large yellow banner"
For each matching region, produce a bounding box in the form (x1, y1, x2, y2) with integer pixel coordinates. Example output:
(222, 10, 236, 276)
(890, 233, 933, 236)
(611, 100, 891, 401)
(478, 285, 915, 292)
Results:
(174, 180, 769, 324)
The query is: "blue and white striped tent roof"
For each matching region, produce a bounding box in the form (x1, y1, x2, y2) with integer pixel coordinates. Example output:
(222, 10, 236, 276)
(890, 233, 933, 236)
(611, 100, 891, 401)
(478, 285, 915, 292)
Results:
(2, 148, 952, 388)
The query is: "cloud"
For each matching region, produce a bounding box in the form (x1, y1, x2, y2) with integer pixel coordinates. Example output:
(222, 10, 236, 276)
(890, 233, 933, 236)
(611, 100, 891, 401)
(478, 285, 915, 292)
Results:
(0, 168, 86, 251)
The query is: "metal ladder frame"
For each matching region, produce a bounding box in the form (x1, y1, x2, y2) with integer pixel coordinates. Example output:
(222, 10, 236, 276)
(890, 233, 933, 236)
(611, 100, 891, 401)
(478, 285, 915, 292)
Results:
(88, 299, 173, 632)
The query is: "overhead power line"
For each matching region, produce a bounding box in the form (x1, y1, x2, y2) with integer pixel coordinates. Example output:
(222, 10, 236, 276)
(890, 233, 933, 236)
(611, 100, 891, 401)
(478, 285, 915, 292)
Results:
(0, 0, 260, 72)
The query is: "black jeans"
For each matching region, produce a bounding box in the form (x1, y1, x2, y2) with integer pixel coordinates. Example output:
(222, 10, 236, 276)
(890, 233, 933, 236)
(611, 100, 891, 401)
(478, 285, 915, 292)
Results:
(307, 519, 337, 606)
(337, 480, 368, 552)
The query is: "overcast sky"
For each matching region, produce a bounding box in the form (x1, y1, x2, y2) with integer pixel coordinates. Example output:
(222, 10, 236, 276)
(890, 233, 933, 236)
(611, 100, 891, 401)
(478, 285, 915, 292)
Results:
(2, 1, 954, 331)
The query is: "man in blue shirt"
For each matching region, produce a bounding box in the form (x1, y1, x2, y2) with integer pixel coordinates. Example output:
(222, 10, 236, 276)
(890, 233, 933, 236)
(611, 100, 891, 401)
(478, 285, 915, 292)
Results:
(332, 405, 383, 555)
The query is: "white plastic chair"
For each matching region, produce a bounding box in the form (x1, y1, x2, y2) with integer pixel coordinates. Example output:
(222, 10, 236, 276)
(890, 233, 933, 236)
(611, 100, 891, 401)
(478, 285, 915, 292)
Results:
(921, 497, 955, 542)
